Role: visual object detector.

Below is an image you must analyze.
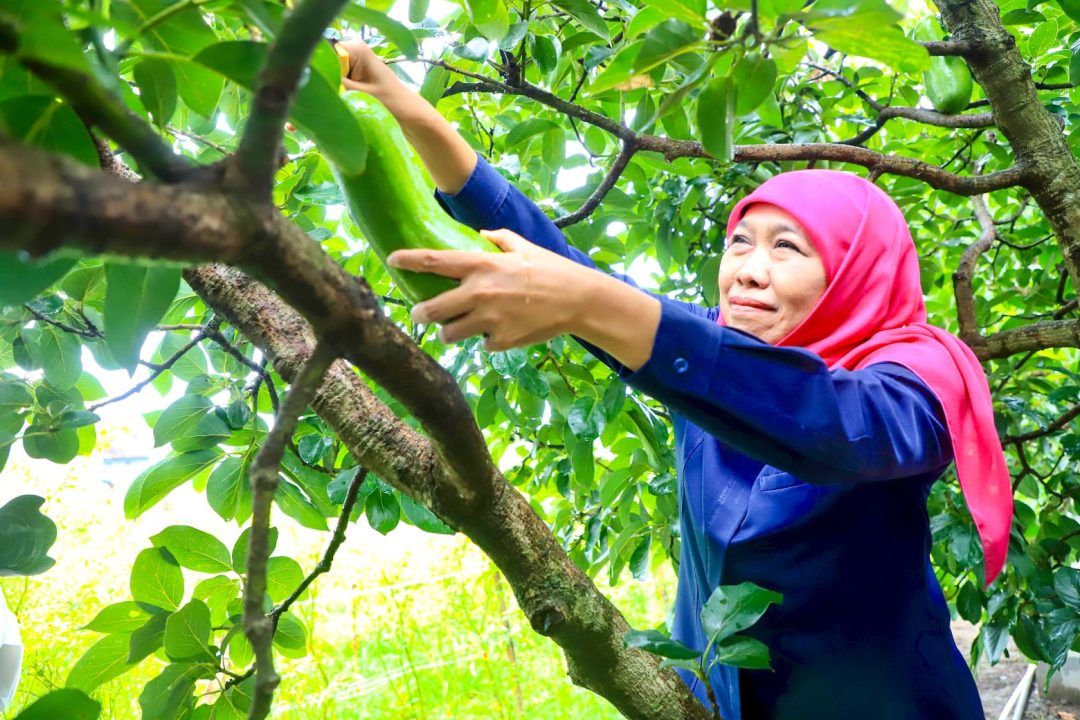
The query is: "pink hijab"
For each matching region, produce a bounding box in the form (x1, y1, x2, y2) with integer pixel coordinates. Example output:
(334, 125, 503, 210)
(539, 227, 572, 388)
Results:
(722, 169, 1012, 585)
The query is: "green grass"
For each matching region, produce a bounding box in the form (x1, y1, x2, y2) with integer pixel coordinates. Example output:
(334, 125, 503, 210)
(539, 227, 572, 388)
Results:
(1, 451, 676, 719)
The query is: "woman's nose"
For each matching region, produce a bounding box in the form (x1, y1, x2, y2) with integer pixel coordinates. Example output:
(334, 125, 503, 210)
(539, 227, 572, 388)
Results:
(734, 248, 771, 287)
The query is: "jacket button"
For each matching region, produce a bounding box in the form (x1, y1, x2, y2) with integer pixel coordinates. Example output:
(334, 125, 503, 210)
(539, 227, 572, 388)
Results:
(674, 357, 689, 374)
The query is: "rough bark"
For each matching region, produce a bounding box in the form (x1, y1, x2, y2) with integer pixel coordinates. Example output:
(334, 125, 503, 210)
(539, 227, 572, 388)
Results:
(185, 264, 712, 720)
(934, 0, 1080, 282)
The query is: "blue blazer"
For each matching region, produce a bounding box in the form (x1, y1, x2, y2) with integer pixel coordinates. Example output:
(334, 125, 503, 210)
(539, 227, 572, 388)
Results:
(435, 154, 985, 720)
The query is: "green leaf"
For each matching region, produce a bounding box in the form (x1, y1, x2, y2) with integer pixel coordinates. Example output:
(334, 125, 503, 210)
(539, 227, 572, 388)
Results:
(10, 689, 101, 720)
(163, 600, 213, 661)
(128, 610, 169, 663)
(633, 20, 700, 75)
(518, 363, 551, 398)
(701, 582, 782, 644)
(23, 424, 79, 464)
(713, 634, 772, 669)
(567, 395, 605, 442)
(733, 53, 777, 115)
(0, 495, 57, 576)
(194, 41, 367, 175)
(409, 0, 429, 22)
(232, 526, 278, 574)
(104, 261, 181, 372)
(505, 118, 561, 148)
(400, 492, 456, 534)
(114, 0, 222, 117)
(193, 575, 239, 626)
(65, 633, 137, 694)
(623, 628, 701, 659)
(1057, 0, 1080, 24)
(529, 34, 559, 74)
(151, 525, 233, 573)
(803, 0, 928, 74)
(342, 6, 420, 57)
(0, 95, 98, 167)
(130, 547, 185, 612)
(1, 0, 92, 72)
(700, 255, 721, 305)
(272, 612, 308, 658)
(641, 0, 706, 25)
(696, 73, 736, 162)
(23, 324, 82, 389)
(170, 412, 231, 452)
(629, 534, 651, 579)
(266, 555, 304, 603)
(0, 251, 79, 306)
(956, 581, 983, 624)
(82, 601, 153, 634)
(1055, 567, 1080, 612)
(133, 57, 177, 128)
(125, 449, 222, 519)
(366, 483, 401, 534)
(550, 0, 609, 40)
(154, 394, 213, 447)
(460, 0, 510, 40)
(207, 456, 252, 523)
(275, 477, 329, 531)
(138, 662, 207, 719)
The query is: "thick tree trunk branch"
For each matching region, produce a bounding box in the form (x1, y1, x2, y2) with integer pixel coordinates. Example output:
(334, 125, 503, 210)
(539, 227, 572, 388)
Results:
(969, 319, 1080, 361)
(184, 264, 713, 720)
(244, 342, 335, 720)
(933, 0, 1080, 282)
(234, 0, 350, 194)
(0, 140, 497, 508)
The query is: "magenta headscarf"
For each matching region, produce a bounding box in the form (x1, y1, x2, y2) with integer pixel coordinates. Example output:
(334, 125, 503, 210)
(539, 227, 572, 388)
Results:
(722, 169, 1012, 584)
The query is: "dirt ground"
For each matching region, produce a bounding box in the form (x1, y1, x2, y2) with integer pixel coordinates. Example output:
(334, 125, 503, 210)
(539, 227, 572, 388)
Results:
(952, 621, 1080, 719)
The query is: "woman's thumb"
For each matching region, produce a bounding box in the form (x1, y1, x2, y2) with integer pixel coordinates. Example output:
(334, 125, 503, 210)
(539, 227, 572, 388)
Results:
(480, 228, 524, 252)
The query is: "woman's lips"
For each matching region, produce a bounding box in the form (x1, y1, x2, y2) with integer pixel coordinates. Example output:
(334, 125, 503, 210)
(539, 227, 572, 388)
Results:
(730, 296, 776, 312)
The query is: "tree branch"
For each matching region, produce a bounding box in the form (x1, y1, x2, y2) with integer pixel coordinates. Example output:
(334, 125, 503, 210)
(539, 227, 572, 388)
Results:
(270, 466, 368, 622)
(970, 319, 1080, 361)
(1002, 403, 1080, 444)
(88, 330, 208, 411)
(428, 58, 1023, 198)
(234, 0, 350, 195)
(554, 139, 638, 228)
(185, 264, 712, 720)
(0, 22, 192, 182)
(244, 341, 336, 720)
(953, 193, 996, 343)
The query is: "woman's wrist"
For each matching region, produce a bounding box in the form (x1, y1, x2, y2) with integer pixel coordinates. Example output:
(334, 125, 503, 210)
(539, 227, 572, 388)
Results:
(570, 270, 662, 372)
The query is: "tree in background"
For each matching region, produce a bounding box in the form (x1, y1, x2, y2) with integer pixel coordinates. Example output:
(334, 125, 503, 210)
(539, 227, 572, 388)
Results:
(0, 0, 1078, 716)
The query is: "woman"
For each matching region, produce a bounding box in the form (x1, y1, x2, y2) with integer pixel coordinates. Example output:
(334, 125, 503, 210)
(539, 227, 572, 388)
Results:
(340, 40, 1012, 719)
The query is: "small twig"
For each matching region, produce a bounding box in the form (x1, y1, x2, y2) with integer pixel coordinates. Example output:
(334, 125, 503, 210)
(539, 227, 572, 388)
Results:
(269, 466, 368, 622)
(243, 342, 336, 720)
(554, 139, 638, 228)
(23, 305, 100, 339)
(1003, 403, 1080, 444)
(88, 330, 208, 411)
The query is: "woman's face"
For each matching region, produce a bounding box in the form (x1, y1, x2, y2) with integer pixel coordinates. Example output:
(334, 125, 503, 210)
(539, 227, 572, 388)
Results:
(717, 204, 827, 344)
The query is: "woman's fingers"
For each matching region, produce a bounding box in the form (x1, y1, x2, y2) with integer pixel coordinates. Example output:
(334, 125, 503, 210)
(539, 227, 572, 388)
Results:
(437, 311, 490, 345)
(387, 248, 494, 279)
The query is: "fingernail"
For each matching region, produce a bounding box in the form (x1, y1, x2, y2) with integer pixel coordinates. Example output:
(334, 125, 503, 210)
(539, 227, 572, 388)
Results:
(387, 254, 400, 267)
(410, 305, 426, 323)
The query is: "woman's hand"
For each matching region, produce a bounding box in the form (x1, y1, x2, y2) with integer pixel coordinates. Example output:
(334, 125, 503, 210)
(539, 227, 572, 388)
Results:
(335, 38, 418, 120)
(387, 229, 593, 352)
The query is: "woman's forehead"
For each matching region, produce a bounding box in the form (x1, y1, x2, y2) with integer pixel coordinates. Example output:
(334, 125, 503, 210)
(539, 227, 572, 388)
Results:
(736, 204, 810, 238)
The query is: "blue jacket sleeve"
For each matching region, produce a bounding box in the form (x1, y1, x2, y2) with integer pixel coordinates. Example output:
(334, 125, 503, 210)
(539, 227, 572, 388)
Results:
(433, 152, 709, 372)
(625, 296, 954, 484)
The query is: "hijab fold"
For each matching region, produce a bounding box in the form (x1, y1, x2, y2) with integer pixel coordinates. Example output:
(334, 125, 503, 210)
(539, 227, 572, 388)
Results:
(723, 171, 1012, 584)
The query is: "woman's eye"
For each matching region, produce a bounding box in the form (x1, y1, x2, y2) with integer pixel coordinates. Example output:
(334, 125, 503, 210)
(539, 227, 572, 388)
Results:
(776, 239, 801, 252)
(729, 234, 750, 245)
